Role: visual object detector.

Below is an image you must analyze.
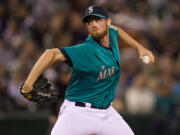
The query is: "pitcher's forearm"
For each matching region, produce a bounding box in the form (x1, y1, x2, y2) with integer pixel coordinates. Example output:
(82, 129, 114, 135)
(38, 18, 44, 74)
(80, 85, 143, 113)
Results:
(112, 25, 155, 63)
(119, 28, 144, 49)
(120, 31, 143, 49)
(112, 25, 144, 50)
(22, 48, 66, 93)
(25, 50, 55, 87)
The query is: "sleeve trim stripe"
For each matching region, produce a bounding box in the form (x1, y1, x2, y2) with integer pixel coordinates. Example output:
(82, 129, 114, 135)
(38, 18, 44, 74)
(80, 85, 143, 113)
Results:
(110, 25, 118, 31)
(59, 48, 73, 67)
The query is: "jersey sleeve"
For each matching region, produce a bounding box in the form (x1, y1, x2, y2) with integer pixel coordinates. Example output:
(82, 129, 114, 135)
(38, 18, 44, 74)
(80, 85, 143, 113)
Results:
(59, 43, 90, 70)
(109, 25, 119, 40)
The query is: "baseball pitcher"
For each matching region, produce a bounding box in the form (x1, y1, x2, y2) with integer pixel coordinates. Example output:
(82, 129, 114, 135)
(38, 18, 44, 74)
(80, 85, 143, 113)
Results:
(20, 5, 155, 135)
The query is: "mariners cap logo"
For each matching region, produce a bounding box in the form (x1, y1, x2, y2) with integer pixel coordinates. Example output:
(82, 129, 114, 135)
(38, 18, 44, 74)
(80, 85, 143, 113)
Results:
(88, 6, 93, 13)
(83, 5, 109, 23)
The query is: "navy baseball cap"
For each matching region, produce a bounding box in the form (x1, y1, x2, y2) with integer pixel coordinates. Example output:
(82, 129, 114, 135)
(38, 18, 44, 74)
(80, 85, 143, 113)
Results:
(82, 5, 109, 23)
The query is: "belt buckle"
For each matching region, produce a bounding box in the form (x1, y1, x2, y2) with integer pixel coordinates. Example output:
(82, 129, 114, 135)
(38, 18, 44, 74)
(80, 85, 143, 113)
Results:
(86, 103, 91, 107)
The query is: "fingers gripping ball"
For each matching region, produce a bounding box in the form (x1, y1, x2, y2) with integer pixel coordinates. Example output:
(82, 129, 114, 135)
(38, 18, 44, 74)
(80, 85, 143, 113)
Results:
(143, 55, 150, 64)
(20, 74, 61, 105)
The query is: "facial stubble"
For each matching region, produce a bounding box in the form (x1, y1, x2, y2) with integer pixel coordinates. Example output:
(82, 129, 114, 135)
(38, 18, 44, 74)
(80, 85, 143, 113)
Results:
(91, 22, 108, 40)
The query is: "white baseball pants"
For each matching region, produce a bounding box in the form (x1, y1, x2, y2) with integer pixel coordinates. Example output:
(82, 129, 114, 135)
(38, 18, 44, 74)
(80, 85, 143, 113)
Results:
(51, 99, 134, 135)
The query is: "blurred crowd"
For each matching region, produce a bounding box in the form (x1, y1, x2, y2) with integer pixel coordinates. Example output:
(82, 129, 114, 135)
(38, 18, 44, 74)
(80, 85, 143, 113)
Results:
(0, 0, 179, 134)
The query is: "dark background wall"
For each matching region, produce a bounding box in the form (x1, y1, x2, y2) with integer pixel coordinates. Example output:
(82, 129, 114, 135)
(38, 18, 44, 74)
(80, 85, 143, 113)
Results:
(0, 111, 179, 135)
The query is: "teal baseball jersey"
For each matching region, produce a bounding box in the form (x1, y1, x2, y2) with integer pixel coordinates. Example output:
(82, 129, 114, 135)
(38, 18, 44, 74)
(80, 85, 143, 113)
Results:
(59, 26, 120, 108)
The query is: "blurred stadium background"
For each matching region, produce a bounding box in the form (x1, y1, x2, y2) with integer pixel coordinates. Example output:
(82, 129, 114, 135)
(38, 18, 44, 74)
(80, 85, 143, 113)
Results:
(0, 0, 179, 135)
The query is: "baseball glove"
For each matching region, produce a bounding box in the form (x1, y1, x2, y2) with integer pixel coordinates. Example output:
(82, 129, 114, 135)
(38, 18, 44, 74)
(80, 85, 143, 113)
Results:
(20, 74, 60, 105)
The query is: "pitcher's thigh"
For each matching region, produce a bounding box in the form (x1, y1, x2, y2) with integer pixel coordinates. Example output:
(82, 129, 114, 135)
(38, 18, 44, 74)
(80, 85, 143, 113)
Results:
(51, 109, 98, 135)
(99, 107, 134, 135)
(100, 117, 134, 135)
(51, 113, 70, 135)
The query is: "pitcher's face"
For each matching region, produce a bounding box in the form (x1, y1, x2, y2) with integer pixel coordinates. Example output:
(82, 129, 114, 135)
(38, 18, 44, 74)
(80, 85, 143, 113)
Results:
(86, 16, 111, 40)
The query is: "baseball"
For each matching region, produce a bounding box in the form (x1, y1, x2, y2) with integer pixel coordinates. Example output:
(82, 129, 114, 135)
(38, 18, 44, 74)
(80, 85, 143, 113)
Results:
(143, 55, 150, 64)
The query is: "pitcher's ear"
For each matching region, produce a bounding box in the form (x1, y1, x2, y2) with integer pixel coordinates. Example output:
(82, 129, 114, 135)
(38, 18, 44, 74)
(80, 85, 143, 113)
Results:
(107, 18, 111, 27)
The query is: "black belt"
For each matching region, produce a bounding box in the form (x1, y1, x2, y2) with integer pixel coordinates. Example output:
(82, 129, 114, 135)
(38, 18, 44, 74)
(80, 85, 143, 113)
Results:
(75, 102, 110, 110)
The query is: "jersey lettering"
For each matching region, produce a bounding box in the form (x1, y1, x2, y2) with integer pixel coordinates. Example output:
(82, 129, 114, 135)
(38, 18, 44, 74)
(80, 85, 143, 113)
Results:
(97, 66, 115, 81)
